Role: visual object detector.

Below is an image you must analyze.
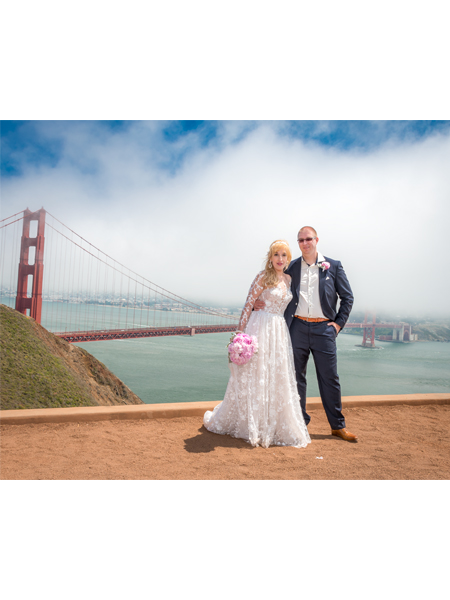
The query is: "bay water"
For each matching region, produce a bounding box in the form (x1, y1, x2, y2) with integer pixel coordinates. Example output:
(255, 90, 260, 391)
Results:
(3, 299, 449, 404)
(75, 332, 450, 404)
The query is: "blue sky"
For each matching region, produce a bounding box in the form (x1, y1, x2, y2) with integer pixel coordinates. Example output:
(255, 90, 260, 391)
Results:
(2, 120, 450, 178)
(1, 120, 450, 315)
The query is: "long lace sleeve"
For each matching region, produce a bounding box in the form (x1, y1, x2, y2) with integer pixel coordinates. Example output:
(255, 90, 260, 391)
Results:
(237, 271, 266, 332)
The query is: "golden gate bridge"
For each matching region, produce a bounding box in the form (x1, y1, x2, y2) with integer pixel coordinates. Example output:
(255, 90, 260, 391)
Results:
(1, 208, 239, 341)
(1, 208, 415, 347)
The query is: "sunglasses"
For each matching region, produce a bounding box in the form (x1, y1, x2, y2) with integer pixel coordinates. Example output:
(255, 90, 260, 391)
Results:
(297, 237, 316, 243)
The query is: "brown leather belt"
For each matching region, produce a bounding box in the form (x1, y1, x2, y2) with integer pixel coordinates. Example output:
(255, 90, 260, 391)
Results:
(295, 316, 330, 323)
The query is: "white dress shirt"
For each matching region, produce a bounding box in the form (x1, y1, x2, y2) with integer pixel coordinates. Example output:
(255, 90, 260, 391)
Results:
(295, 251, 326, 319)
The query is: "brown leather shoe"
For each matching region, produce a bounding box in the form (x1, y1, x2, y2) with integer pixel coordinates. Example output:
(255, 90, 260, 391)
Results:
(331, 428, 358, 442)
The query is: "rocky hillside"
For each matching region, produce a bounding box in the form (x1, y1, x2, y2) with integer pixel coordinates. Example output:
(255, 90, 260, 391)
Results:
(412, 323, 450, 342)
(0, 304, 144, 410)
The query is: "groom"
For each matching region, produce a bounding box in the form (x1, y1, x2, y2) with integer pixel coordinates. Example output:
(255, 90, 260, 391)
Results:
(256, 226, 358, 442)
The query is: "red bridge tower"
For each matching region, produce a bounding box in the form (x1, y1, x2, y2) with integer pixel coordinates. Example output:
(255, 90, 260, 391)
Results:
(15, 208, 46, 324)
(361, 311, 376, 348)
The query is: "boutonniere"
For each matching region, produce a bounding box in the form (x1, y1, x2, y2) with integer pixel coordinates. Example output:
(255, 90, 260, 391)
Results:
(318, 261, 330, 271)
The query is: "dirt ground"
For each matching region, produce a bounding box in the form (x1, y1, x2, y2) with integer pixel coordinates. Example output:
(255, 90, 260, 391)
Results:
(1, 404, 449, 480)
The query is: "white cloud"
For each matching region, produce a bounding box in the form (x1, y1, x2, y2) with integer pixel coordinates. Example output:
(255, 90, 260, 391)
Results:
(2, 123, 450, 317)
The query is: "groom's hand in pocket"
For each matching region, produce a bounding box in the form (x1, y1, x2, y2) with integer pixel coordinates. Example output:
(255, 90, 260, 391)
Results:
(253, 299, 265, 311)
(327, 322, 341, 334)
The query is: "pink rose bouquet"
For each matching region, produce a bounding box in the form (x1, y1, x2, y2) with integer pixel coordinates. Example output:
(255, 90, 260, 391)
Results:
(227, 332, 258, 365)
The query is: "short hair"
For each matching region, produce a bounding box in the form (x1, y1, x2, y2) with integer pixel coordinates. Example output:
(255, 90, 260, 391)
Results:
(298, 226, 317, 238)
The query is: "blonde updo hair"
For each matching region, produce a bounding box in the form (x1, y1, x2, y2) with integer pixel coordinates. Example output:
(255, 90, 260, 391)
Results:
(262, 239, 292, 287)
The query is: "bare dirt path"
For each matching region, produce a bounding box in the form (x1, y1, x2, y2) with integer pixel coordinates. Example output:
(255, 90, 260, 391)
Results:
(1, 404, 449, 480)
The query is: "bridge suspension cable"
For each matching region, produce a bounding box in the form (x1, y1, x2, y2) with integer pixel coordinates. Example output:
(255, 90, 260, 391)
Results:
(0, 212, 24, 305)
(45, 210, 236, 320)
(1, 209, 239, 338)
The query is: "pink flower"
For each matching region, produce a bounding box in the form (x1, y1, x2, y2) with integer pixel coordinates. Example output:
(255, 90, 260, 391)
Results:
(227, 333, 258, 365)
(320, 261, 330, 271)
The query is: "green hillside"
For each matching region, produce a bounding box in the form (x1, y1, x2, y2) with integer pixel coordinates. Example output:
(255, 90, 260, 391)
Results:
(0, 304, 143, 410)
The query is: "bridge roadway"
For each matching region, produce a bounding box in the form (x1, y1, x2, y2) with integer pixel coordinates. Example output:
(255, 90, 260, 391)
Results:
(56, 324, 238, 343)
(56, 321, 402, 343)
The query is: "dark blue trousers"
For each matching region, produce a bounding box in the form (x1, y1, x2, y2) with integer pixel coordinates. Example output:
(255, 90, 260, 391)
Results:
(289, 317, 346, 430)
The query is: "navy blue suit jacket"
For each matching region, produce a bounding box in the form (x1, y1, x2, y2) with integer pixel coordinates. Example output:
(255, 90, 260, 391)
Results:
(284, 256, 354, 330)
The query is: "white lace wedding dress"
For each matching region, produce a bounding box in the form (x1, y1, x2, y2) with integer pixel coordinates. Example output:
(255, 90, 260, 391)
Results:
(204, 272, 311, 448)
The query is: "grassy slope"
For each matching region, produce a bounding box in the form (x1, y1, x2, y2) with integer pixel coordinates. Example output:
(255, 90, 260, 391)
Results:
(0, 304, 143, 410)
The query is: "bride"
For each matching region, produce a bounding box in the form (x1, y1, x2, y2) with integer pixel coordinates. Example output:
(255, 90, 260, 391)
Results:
(203, 240, 311, 448)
